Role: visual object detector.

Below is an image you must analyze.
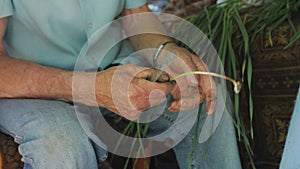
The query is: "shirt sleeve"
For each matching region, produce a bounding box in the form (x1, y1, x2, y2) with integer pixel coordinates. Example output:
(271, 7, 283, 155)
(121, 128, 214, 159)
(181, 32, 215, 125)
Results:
(124, 0, 147, 9)
(0, 0, 14, 18)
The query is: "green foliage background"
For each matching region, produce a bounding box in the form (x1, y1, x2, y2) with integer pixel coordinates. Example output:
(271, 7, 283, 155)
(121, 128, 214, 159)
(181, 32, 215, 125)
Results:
(182, 0, 300, 168)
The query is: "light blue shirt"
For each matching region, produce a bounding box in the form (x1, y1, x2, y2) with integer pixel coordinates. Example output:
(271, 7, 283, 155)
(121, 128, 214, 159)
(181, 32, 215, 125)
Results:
(1, 0, 146, 70)
(0, 0, 147, 160)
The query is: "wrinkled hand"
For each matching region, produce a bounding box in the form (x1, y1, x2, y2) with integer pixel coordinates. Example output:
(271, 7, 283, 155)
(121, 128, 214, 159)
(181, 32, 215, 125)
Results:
(158, 44, 217, 114)
(93, 64, 174, 120)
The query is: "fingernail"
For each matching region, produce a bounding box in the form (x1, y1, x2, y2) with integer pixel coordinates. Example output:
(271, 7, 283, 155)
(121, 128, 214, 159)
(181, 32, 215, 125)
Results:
(207, 109, 213, 115)
(159, 74, 170, 82)
(168, 106, 175, 112)
(190, 78, 198, 86)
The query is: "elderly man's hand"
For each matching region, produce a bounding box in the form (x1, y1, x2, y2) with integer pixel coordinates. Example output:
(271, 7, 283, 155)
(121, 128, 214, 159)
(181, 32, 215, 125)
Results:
(159, 44, 217, 115)
(92, 65, 174, 121)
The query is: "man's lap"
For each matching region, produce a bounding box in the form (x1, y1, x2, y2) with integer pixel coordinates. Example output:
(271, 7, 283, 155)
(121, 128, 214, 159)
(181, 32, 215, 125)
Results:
(0, 94, 241, 169)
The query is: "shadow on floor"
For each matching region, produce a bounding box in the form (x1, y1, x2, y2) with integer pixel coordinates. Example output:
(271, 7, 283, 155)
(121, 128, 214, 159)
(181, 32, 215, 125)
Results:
(107, 149, 180, 169)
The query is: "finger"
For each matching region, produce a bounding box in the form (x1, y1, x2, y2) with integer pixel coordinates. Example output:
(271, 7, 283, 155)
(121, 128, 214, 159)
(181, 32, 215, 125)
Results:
(161, 68, 182, 99)
(168, 67, 193, 99)
(135, 68, 156, 79)
(148, 69, 171, 82)
(189, 54, 208, 71)
(134, 78, 174, 106)
(150, 80, 175, 95)
(170, 85, 180, 99)
(201, 75, 217, 115)
(157, 72, 171, 82)
(168, 94, 204, 112)
(168, 97, 198, 112)
(190, 55, 218, 115)
(205, 87, 218, 115)
(167, 51, 200, 99)
(169, 51, 199, 85)
(136, 68, 171, 83)
(171, 84, 199, 100)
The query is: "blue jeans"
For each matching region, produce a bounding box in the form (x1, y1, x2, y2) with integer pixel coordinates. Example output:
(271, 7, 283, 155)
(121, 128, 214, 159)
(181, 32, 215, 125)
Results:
(280, 87, 300, 169)
(0, 94, 241, 169)
(0, 99, 105, 169)
(145, 91, 242, 169)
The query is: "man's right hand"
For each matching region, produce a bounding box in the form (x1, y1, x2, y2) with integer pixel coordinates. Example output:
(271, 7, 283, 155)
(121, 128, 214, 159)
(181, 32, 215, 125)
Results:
(73, 64, 174, 121)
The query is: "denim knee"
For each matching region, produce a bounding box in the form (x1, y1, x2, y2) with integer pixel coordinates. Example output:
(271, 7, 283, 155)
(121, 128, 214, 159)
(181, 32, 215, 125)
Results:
(19, 129, 98, 169)
(0, 99, 99, 169)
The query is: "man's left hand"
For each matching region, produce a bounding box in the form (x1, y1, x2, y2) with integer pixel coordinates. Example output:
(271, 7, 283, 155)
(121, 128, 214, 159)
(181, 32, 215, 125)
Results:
(160, 44, 217, 115)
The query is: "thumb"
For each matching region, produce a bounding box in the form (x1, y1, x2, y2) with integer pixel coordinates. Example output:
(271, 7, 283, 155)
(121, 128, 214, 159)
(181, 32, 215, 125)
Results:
(135, 68, 155, 79)
(137, 77, 174, 95)
(136, 68, 171, 83)
(205, 87, 217, 115)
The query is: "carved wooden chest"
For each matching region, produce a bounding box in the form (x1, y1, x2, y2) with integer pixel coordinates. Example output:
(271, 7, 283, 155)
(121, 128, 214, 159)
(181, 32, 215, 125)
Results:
(249, 19, 300, 169)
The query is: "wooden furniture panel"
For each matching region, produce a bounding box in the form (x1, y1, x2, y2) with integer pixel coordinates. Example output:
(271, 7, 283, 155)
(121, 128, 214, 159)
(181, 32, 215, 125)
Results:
(0, 132, 24, 169)
(250, 20, 300, 169)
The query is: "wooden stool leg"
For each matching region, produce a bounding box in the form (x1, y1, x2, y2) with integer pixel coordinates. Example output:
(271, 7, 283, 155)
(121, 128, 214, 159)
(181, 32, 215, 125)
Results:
(132, 141, 152, 169)
(133, 157, 151, 169)
(0, 148, 3, 169)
